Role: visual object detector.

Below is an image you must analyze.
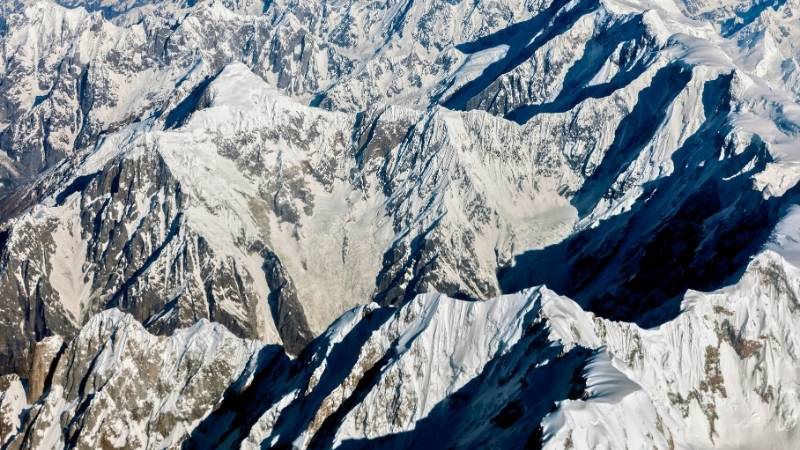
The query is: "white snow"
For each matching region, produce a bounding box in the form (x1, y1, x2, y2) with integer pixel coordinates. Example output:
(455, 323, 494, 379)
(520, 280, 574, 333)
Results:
(767, 205, 800, 265)
(441, 44, 509, 99)
(47, 197, 92, 324)
(5, 0, 800, 446)
(0, 374, 27, 446)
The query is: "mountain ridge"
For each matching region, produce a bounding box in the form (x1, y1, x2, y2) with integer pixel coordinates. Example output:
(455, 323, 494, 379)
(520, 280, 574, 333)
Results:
(2, 0, 800, 447)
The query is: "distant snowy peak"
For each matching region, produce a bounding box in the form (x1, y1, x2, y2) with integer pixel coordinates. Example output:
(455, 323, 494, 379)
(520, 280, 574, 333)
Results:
(50, 0, 266, 18)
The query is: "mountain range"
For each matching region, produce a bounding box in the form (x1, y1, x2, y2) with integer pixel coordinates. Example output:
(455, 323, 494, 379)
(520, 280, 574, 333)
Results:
(2, 0, 800, 448)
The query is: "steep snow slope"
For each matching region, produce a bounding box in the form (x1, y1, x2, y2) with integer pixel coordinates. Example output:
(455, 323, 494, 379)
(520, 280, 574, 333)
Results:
(224, 251, 800, 449)
(3, 0, 799, 369)
(5, 249, 800, 449)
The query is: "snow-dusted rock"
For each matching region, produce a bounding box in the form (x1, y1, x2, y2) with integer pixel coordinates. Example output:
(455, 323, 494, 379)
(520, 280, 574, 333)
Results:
(2, 0, 800, 447)
(4, 309, 268, 449)
(189, 250, 800, 449)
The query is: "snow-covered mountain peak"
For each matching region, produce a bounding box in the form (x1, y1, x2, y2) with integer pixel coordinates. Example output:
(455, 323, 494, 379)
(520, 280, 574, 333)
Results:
(3, 0, 800, 447)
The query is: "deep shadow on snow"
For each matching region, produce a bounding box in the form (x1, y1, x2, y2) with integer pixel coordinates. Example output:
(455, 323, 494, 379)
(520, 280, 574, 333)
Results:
(185, 296, 595, 450)
(499, 72, 800, 327)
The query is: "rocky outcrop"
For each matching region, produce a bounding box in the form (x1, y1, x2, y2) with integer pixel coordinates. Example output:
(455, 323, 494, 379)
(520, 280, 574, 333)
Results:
(26, 336, 64, 403)
(5, 309, 267, 449)
(6, 250, 800, 449)
(0, 144, 281, 375)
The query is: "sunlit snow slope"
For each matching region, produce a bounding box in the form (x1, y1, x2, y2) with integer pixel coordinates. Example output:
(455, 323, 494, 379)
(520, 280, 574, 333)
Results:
(2, 0, 800, 448)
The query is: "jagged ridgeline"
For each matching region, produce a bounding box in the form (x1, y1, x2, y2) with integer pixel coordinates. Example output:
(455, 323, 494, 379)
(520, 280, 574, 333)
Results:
(1, 0, 800, 448)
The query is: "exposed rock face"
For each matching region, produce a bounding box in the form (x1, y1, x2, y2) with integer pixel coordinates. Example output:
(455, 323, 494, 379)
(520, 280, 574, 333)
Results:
(2, 0, 800, 447)
(5, 309, 268, 449)
(26, 336, 64, 403)
(0, 142, 281, 376)
(4, 250, 800, 449)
